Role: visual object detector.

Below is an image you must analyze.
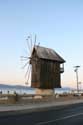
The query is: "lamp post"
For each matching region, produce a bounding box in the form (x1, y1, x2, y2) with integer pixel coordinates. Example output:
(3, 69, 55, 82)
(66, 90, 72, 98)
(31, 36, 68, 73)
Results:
(78, 82, 81, 91)
(74, 66, 80, 94)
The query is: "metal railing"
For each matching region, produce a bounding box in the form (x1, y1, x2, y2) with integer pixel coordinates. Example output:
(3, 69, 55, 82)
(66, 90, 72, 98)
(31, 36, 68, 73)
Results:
(60, 67, 64, 73)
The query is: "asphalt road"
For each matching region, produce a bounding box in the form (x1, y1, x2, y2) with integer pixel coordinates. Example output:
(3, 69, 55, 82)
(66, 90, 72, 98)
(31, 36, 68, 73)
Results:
(0, 103, 83, 125)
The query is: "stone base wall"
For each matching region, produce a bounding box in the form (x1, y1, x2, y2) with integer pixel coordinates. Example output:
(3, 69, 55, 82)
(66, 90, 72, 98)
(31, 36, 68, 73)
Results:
(35, 89, 54, 95)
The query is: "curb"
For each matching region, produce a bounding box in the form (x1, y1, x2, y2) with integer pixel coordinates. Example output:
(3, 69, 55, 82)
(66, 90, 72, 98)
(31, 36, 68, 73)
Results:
(0, 100, 83, 118)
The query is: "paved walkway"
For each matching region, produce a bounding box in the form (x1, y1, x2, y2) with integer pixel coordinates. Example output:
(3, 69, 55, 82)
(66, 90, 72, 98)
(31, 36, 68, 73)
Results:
(0, 98, 83, 112)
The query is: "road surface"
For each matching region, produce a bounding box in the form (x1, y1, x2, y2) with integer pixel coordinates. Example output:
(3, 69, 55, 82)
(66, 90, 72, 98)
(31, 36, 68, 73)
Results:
(0, 103, 83, 125)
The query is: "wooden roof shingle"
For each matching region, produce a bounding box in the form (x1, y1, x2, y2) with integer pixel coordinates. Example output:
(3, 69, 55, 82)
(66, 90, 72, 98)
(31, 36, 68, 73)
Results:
(33, 46, 65, 63)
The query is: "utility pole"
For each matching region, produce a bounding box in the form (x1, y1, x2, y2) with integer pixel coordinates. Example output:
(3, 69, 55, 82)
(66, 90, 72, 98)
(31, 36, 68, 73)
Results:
(74, 66, 80, 94)
(78, 82, 81, 91)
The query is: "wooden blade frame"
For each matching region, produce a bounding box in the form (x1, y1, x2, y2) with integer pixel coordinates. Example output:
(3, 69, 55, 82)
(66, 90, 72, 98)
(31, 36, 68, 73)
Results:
(25, 65, 31, 85)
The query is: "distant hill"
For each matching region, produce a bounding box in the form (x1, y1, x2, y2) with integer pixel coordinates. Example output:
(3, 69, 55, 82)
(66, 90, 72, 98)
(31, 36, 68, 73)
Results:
(0, 84, 35, 90)
(0, 84, 74, 90)
(0, 84, 75, 94)
(55, 87, 73, 90)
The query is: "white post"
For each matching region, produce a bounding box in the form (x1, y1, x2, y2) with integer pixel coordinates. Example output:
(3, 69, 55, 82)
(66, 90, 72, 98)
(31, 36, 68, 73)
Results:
(74, 66, 80, 94)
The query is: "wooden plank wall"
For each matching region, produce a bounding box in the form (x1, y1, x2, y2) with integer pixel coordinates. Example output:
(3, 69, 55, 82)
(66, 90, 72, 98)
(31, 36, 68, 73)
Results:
(31, 58, 61, 89)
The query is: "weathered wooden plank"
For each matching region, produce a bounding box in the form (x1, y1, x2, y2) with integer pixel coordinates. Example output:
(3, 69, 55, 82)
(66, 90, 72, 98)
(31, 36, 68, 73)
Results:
(31, 50, 63, 89)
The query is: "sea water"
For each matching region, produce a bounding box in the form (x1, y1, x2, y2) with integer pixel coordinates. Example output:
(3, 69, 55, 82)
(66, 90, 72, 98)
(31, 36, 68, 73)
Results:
(0, 84, 72, 95)
(0, 86, 35, 95)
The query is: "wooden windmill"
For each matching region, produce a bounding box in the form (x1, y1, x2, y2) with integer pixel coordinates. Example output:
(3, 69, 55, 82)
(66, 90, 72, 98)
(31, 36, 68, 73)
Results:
(21, 35, 65, 95)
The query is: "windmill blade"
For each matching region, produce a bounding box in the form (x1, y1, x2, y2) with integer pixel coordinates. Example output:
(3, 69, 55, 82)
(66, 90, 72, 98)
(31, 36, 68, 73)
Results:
(21, 58, 28, 61)
(30, 34, 33, 53)
(20, 57, 28, 61)
(25, 64, 30, 78)
(20, 56, 28, 59)
(20, 56, 31, 59)
(34, 34, 37, 47)
(20, 56, 30, 62)
(27, 65, 31, 85)
(23, 48, 30, 58)
(26, 36, 32, 55)
(22, 61, 29, 69)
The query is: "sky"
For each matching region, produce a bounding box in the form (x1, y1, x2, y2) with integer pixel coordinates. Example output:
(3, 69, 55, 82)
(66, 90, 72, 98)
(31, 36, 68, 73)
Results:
(0, 0, 83, 88)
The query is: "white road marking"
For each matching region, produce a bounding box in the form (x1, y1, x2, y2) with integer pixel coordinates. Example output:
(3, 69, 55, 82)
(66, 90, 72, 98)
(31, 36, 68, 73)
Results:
(36, 112, 83, 125)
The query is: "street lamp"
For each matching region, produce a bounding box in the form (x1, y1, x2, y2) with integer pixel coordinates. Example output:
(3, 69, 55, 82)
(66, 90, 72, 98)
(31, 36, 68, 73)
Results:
(74, 66, 80, 94)
(78, 82, 81, 91)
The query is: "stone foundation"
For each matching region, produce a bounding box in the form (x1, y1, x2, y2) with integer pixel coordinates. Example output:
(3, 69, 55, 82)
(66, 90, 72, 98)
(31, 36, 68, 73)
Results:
(35, 89, 54, 95)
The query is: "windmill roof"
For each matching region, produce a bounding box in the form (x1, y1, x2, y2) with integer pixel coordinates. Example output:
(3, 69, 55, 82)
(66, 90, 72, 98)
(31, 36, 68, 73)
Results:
(33, 46, 65, 63)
